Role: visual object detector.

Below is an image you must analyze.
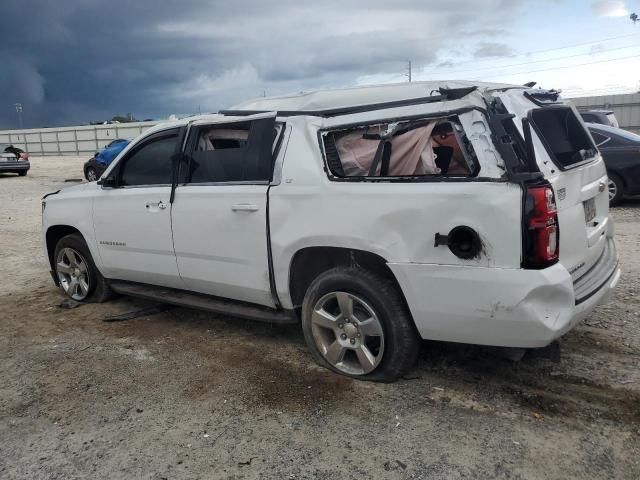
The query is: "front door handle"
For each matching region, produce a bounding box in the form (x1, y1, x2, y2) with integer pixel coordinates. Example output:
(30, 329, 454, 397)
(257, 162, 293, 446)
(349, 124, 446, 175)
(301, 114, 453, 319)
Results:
(231, 204, 259, 212)
(145, 200, 167, 210)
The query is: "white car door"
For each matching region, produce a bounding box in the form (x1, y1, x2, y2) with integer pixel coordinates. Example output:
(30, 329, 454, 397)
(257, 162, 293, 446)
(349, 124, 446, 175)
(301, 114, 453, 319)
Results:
(171, 114, 279, 307)
(93, 127, 183, 288)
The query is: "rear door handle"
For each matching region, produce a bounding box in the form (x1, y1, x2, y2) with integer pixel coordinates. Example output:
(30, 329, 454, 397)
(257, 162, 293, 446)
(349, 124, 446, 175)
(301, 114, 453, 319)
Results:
(231, 204, 259, 212)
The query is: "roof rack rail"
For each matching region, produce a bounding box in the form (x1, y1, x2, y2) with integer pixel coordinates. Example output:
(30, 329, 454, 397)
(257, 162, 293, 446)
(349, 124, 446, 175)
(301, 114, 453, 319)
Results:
(220, 93, 452, 118)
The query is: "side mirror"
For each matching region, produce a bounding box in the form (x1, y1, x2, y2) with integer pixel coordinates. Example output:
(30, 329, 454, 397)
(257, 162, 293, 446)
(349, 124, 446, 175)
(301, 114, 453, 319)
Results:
(98, 175, 116, 188)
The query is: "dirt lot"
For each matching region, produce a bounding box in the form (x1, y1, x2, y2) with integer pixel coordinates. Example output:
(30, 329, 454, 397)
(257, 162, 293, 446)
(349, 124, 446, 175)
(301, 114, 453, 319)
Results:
(1, 157, 639, 479)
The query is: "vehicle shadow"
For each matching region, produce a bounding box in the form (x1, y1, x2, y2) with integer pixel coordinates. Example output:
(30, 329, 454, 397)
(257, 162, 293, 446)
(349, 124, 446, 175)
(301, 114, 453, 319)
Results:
(411, 337, 640, 423)
(92, 294, 640, 423)
(613, 196, 640, 208)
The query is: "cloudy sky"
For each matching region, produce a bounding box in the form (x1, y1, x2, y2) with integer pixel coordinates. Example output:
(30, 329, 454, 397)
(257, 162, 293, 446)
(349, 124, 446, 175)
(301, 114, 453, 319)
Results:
(1, 0, 639, 129)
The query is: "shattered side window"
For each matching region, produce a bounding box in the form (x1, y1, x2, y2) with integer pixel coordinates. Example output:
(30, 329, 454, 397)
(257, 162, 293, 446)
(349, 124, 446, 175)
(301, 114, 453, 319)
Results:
(322, 117, 479, 179)
(183, 120, 281, 184)
(188, 123, 252, 183)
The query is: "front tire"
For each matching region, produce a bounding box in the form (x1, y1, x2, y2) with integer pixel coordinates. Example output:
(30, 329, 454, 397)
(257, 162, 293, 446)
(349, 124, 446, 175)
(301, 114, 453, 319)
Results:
(608, 173, 623, 206)
(301, 267, 420, 382)
(53, 233, 112, 302)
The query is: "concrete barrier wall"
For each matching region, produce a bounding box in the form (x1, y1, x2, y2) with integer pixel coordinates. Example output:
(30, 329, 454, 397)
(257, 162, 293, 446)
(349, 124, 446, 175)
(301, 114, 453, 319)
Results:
(3, 94, 638, 154)
(0, 121, 160, 156)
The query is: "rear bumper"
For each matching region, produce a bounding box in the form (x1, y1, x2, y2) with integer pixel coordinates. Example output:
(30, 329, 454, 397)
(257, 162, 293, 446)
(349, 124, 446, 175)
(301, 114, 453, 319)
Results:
(574, 238, 618, 304)
(388, 239, 620, 348)
(0, 160, 30, 171)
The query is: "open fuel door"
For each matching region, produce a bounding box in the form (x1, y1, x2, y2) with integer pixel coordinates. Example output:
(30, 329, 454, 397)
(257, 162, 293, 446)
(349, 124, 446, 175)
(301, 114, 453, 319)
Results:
(171, 112, 280, 307)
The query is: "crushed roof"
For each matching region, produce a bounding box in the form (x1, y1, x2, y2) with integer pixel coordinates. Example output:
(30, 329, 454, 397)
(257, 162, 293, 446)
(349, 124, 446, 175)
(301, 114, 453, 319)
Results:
(230, 80, 521, 112)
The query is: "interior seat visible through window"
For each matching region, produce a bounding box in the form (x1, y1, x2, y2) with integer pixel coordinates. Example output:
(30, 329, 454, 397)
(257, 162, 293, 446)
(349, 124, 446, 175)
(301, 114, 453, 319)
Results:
(183, 119, 278, 184)
(323, 118, 477, 179)
(191, 127, 250, 183)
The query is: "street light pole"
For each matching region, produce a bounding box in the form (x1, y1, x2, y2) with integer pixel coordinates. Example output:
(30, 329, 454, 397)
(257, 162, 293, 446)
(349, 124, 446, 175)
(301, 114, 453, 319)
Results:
(14, 103, 23, 130)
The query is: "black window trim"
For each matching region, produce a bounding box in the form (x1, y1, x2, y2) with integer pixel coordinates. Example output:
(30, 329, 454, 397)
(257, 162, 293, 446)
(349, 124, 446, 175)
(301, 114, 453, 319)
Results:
(318, 110, 484, 183)
(176, 119, 285, 187)
(107, 127, 181, 189)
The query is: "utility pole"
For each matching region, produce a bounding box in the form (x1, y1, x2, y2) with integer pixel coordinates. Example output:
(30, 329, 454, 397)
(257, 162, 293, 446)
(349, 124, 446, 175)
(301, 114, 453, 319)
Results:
(405, 61, 412, 82)
(14, 103, 23, 130)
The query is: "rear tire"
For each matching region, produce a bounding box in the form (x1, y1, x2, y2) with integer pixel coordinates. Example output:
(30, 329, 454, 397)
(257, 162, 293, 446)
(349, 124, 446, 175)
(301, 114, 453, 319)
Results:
(608, 173, 623, 206)
(53, 233, 112, 302)
(18, 171, 27, 176)
(301, 267, 420, 382)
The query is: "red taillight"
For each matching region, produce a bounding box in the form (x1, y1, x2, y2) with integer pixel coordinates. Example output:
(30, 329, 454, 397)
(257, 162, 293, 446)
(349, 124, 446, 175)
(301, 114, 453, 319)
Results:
(523, 185, 559, 268)
(19, 152, 29, 160)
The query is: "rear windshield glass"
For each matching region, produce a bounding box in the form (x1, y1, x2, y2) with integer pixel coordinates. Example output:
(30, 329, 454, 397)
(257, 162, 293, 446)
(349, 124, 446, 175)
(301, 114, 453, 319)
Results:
(529, 107, 597, 169)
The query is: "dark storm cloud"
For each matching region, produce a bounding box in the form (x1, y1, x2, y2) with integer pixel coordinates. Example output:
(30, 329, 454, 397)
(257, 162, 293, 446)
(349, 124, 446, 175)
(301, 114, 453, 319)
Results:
(0, 0, 530, 128)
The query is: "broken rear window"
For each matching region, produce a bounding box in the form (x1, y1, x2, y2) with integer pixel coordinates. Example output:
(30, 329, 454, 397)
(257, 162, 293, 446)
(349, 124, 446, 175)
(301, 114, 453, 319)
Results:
(322, 117, 479, 180)
(529, 107, 597, 169)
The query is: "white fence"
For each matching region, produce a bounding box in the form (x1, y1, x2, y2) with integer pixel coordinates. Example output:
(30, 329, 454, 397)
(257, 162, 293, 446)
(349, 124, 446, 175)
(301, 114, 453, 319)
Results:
(570, 93, 640, 134)
(0, 121, 160, 156)
(7, 93, 637, 155)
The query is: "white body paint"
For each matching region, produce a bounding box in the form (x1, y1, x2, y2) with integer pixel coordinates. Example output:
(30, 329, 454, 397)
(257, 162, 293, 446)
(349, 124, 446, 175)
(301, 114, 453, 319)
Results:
(43, 81, 620, 347)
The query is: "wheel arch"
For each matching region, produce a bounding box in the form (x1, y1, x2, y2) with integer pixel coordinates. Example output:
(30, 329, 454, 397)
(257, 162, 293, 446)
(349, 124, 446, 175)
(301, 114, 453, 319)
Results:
(288, 246, 412, 317)
(607, 169, 626, 190)
(45, 225, 83, 271)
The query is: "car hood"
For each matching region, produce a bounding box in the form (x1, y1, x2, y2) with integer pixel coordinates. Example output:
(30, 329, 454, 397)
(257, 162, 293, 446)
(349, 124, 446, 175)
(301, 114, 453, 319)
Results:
(44, 181, 99, 200)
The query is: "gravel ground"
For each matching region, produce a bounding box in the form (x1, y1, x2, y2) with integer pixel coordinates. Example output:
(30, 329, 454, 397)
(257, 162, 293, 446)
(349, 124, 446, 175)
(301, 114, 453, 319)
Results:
(1, 157, 639, 480)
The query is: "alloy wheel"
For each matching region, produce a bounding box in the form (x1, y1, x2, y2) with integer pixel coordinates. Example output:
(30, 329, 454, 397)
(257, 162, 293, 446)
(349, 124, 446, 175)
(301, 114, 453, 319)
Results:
(87, 168, 97, 182)
(56, 247, 90, 301)
(608, 178, 617, 202)
(311, 291, 385, 375)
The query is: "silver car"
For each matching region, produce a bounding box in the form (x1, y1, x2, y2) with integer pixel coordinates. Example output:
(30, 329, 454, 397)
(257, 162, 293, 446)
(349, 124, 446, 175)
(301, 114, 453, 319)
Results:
(0, 144, 30, 176)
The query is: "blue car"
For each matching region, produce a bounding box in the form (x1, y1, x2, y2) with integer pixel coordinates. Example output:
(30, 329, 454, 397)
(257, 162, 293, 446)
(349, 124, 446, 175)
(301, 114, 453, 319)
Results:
(83, 139, 129, 181)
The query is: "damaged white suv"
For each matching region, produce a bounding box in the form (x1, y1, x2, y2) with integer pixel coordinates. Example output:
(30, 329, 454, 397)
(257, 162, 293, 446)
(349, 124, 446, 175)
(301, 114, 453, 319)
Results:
(42, 81, 620, 381)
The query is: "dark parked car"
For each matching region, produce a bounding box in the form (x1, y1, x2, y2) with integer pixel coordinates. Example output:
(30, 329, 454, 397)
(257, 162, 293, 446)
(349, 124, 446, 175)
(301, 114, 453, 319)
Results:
(0, 144, 30, 176)
(580, 109, 619, 128)
(587, 123, 640, 205)
(83, 139, 129, 181)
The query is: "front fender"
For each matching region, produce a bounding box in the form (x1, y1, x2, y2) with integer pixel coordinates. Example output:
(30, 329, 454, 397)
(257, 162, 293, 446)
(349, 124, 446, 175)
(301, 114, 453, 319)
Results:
(42, 186, 103, 271)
